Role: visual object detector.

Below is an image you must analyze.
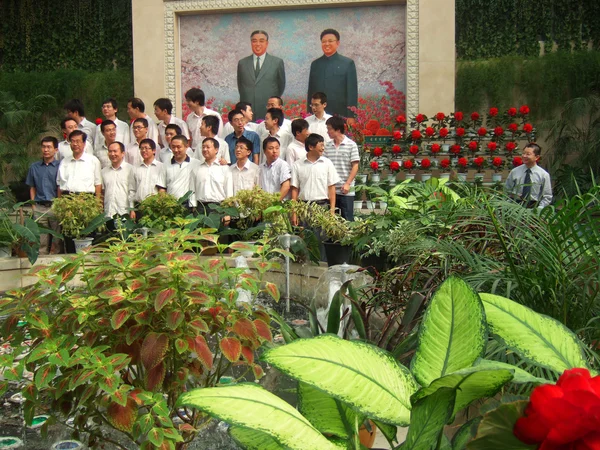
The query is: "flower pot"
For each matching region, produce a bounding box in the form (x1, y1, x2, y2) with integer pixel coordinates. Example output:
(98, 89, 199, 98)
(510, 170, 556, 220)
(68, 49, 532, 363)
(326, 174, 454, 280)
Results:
(51, 441, 85, 450)
(473, 173, 484, 182)
(378, 201, 387, 210)
(421, 173, 432, 182)
(370, 173, 381, 183)
(365, 201, 374, 210)
(323, 242, 353, 267)
(356, 174, 368, 184)
(404, 173, 416, 181)
(457, 173, 467, 182)
(353, 200, 364, 211)
(360, 252, 390, 272)
(73, 237, 94, 254)
(386, 174, 397, 183)
(492, 173, 503, 182)
(359, 420, 377, 448)
(442, 144, 451, 152)
(440, 172, 451, 180)
(0, 437, 23, 449)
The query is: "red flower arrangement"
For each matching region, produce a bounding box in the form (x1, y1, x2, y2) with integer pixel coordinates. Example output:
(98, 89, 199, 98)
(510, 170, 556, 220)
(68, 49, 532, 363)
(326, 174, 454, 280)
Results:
(440, 158, 451, 169)
(494, 126, 504, 137)
(468, 141, 478, 152)
(403, 159, 414, 170)
(439, 128, 449, 138)
(393, 130, 402, 140)
(492, 156, 503, 171)
(95, 117, 103, 125)
(362, 128, 374, 136)
(454, 111, 464, 121)
(420, 158, 432, 169)
(396, 115, 406, 124)
(389, 161, 400, 172)
(392, 144, 401, 154)
(523, 123, 533, 133)
(376, 128, 391, 136)
(370, 161, 380, 172)
(513, 156, 523, 167)
(415, 114, 426, 123)
(456, 127, 465, 137)
(508, 123, 518, 133)
(506, 142, 517, 153)
(488, 107, 499, 117)
(477, 127, 488, 137)
(450, 144, 462, 155)
(436, 112, 446, 121)
(507, 107, 517, 117)
(373, 147, 383, 157)
(514, 368, 600, 449)
(365, 119, 380, 134)
(411, 130, 422, 140)
(425, 127, 435, 137)
(409, 145, 419, 155)
(487, 142, 498, 152)
(431, 143, 441, 153)
(471, 112, 480, 121)
(457, 157, 469, 171)
(473, 156, 485, 170)
(519, 105, 530, 116)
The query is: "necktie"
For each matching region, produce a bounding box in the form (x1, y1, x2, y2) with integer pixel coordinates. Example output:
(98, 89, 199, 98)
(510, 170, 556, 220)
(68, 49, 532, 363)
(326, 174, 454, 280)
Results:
(254, 56, 260, 76)
(521, 168, 532, 200)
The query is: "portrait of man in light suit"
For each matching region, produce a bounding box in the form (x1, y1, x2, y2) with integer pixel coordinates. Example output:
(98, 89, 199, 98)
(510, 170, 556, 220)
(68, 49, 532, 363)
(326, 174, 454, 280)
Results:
(237, 30, 286, 121)
(307, 28, 358, 119)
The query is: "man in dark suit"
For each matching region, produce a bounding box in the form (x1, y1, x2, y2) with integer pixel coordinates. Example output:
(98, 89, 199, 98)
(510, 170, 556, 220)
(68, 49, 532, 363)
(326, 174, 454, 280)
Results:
(237, 30, 286, 121)
(307, 29, 358, 118)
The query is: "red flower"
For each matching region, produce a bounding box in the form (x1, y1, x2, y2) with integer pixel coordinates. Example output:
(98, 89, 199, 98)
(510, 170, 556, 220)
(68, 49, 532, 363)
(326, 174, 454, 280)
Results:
(457, 157, 468, 168)
(492, 157, 503, 167)
(468, 141, 478, 152)
(508, 123, 518, 133)
(392, 144, 401, 154)
(494, 126, 504, 136)
(409, 145, 419, 155)
(362, 129, 374, 136)
(456, 127, 465, 137)
(454, 111, 464, 121)
(403, 159, 413, 170)
(390, 161, 400, 172)
(370, 161, 379, 171)
(415, 114, 425, 123)
(436, 112, 446, 121)
(514, 368, 600, 449)
(373, 147, 383, 157)
(513, 156, 523, 167)
(506, 142, 517, 152)
(366, 119, 380, 134)
(421, 158, 431, 169)
(451, 144, 462, 154)
(411, 130, 422, 140)
(487, 142, 498, 152)
(425, 127, 435, 137)
(376, 128, 391, 136)
(488, 107, 499, 117)
(523, 123, 533, 133)
(519, 105, 530, 115)
(474, 156, 485, 167)
(439, 128, 449, 138)
(95, 117, 103, 125)
(396, 115, 406, 124)
(471, 112, 480, 121)
(508, 107, 517, 116)
(431, 143, 441, 153)
(393, 130, 402, 140)
(440, 158, 451, 169)
(477, 127, 487, 137)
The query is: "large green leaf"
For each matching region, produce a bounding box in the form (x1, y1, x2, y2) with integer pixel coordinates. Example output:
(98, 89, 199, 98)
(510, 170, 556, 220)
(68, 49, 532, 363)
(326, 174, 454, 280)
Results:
(452, 417, 481, 450)
(261, 334, 418, 426)
(471, 359, 548, 384)
(400, 387, 456, 450)
(411, 277, 488, 386)
(229, 426, 289, 450)
(178, 383, 339, 450)
(480, 293, 589, 372)
(412, 369, 513, 423)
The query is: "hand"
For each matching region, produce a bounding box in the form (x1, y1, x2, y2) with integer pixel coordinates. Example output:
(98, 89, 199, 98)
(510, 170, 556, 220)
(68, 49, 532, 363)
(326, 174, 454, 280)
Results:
(129, 211, 136, 220)
(223, 215, 231, 226)
(291, 213, 298, 227)
(219, 158, 228, 165)
(341, 183, 351, 194)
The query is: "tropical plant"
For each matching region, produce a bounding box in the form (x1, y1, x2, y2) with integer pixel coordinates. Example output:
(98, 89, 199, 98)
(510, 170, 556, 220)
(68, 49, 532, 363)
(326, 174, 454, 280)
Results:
(52, 193, 106, 239)
(0, 227, 280, 449)
(137, 192, 190, 232)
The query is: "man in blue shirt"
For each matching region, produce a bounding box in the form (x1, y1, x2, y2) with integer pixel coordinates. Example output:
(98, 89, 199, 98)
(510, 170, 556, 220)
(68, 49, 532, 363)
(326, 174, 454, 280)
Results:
(25, 136, 61, 254)
(224, 109, 261, 164)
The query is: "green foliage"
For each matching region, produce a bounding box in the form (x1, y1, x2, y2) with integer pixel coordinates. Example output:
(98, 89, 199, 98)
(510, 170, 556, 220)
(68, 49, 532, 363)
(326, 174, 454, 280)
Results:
(138, 192, 189, 231)
(0, 0, 132, 72)
(52, 193, 106, 239)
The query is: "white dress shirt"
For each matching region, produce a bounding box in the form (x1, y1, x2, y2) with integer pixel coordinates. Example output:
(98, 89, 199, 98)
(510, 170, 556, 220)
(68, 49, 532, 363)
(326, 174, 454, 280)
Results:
(190, 160, 231, 203)
(95, 143, 112, 170)
(257, 118, 292, 138)
(157, 147, 195, 164)
(286, 139, 307, 166)
(229, 159, 259, 195)
(129, 158, 163, 207)
(306, 113, 333, 142)
(94, 118, 130, 153)
(79, 117, 97, 145)
(57, 152, 102, 193)
(129, 115, 159, 145)
(125, 142, 143, 167)
(259, 158, 291, 197)
(186, 108, 224, 149)
(57, 140, 94, 161)
(102, 162, 133, 217)
(259, 129, 293, 164)
(192, 137, 230, 164)
(291, 156, 340, 201)
(157, 116, 190, 149)
(156, 156, 201, 202)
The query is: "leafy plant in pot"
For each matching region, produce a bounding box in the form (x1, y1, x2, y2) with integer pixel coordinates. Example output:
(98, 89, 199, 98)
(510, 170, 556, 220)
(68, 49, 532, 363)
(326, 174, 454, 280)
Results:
(0, 227, 280, 449)
(137, 191, 190, 232)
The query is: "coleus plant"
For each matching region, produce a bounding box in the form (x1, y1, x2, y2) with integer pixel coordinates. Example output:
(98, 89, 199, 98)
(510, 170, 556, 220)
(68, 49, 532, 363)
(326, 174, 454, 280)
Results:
(0, 227, 280, 449)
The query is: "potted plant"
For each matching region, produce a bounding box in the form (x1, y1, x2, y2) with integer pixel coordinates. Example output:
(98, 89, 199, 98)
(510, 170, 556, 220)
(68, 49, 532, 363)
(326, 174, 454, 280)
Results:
(369, 160, 381, 183)
(138, 191, 189, 232)
(439, 158, 451, 179)
(456, 156, 469, 181)
(472, 156, 486, 182)
(419, 157, 432, 182)
(387, 160, 400, 183)
(402, 158, 416, 181)
(52, 193, 107, 253)
(491, 156, 505, 182)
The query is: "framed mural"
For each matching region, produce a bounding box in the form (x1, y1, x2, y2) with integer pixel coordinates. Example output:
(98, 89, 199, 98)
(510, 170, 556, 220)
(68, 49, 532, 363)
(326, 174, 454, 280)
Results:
(177, 3, 406, 128)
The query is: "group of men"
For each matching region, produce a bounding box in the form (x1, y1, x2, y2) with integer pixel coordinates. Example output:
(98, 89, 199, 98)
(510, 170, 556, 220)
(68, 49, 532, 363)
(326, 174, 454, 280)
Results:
(25, 89, 360, 254)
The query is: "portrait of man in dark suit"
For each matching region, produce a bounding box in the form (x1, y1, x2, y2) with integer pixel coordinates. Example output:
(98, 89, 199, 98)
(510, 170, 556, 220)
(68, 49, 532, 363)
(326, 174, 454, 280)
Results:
(307, 29, 358, 118)
(237, 30, 286, 120)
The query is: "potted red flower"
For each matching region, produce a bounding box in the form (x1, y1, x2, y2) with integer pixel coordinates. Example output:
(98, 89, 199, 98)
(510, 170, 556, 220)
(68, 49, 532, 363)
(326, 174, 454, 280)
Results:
(439, 158, 452, 180)
(491, 156, 505, 182)
(472, 156, 486, 181)
(370, 160, 381, 183)
(420, 158, 432, 182)
(388, 160, 400, 183)
(402, 158, 416, 181)
(456, 156, 469, 181)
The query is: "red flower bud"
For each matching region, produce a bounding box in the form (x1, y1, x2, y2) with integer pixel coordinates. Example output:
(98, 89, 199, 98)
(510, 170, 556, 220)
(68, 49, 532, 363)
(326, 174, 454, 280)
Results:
(492, 157, 503, 167)
(370, 161, 379, 171)
(393, 130, 402, 140)
(440, 158, 451, 169)
(421, 158, 431, 169)
(487, 142, 498, 152)
(458, 157, 468, 167)
(451, 144, 462, 154)
(519, 105, 530, 115)
(488, 107, 498, 117)
(409, 145, 419, 155)
(373, 147, 383, 157)
(508, 123, 518, 133)
(474, 156, 485, 167)
(415, 114, 425, 123)
(411, 130, 422, 141)
(477, 127, 487, 137)
(454, 111, 464, 121)
(95, 117, 103, 125)
(506, 142, 517, 152)
(431, 143, 441, 153)
(390, 161, 400, 172)
(439, 128, 449, 138)
(468, 141, 478, 152)
(436, 112, 445, 121)
(403, 160, 413, 170)
(392, 144, 401, 154)
(512, 156, 523, 167)
(396, 115, 406, 123)
(507, 107, 517, 116)
(425, 127, 435, 137)
(494, 126, 504, 136)
(523, 123, 533, 133)
(456, 127, 465, 137)
(471, 112, 480, 121)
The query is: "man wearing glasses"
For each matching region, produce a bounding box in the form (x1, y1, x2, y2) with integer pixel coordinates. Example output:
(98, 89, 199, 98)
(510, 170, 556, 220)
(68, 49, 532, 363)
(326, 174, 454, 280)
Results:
(307, 29, 358, 119)
(126, 118, 153, 167)
(224, 109, 261, 165)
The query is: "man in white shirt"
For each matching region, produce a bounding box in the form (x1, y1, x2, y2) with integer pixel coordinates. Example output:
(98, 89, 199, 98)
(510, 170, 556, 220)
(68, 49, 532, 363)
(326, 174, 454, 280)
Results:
(156, 135, 200, 204)
(287, 119, 310, 166)
(94, 98, 130, 153)
(259, 137, 291, 201)
(129, 139, 163, 220)
(229, 137, 259, 195)
(324, 116, 360, 221)
(56, 130, 102, 198)
(64, 99, 96, 145)
(190, 138, 231, 212)
(102, 142, 132, 219)
(256, 96, 292, 137)
(154, 97, 190, 149)
(196, 115, 230, 165)
(260, 108, 293, 164)
(158, 124, 191, 163)
(185, 88, 224, 151)
(505, 143, 552, 208)
(222, 102, 259, 137)
(96, 120, 117, 169)
(306, 92, 332, 142)
(57, 118, 93, 161)
(126, 118, 155, 167)
(127, 97, 159, 145)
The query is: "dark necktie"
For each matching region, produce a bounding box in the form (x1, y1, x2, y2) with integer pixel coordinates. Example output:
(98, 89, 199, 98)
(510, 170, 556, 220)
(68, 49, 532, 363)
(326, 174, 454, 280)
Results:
(521, 168, 532, 200)
(255, 57, 260, 76)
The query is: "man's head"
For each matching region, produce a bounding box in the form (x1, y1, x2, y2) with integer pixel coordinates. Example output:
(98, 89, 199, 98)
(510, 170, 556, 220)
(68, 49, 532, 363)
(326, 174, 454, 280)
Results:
(165, 124, 182, 147)
(101, 98, 118, 120)
(107, 141, 125, 167)
(320, 29, 340, 57)
(40, 137, 58, 160)
(250, 30, 269, 57)
(292, 119, 310, 142)
(153, 98, 173, 122)
(305, 133, 325, 155)
(236, 102, 254, 122)
(235, 137, 253, 162)
(133, 118, 149, 142)
(228, 109, 245, 134)
(69, 130, 87, 159)
(127, 98, 146, 120)
(61, 118, 79, 140)
(326, 116, 345, 139)
(101, 120, 117, 145)
(202, 138, 220, 163)
(265, 108, 284, 132)
(310, 92, 328, 116)
(139, 139, 156, 164)
(64, 99, 86, 122)
(185, 88, 205, 110)
(170, 135, 189, 162)
(266, 96, 283, 110)
(201, 115, 219, 137)
(263, 137, 281, 164)
(522, 143, 541, 168)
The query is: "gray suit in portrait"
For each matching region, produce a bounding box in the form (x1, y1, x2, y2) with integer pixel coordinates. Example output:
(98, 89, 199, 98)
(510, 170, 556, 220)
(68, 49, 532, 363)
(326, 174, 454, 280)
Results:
(237, 53, 286, 120)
